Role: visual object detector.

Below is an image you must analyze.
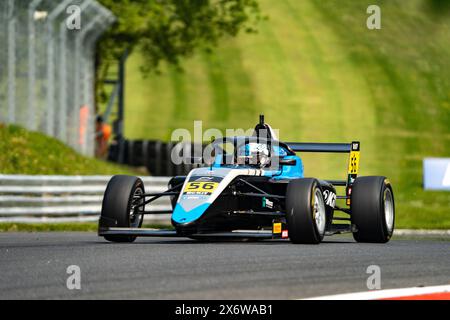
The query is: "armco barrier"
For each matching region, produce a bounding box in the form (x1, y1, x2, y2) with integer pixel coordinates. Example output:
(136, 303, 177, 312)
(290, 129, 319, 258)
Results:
(0, 175, 172, 223)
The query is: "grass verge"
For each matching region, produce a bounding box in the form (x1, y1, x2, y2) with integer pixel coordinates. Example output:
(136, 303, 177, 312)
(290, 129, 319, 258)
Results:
(0, 123, 137, 175)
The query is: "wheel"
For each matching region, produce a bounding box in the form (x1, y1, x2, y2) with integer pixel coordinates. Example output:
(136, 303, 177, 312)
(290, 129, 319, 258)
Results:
(351, 176, 395, 243)
(286, 178, 326, 244)
(99, 175, 145, 242)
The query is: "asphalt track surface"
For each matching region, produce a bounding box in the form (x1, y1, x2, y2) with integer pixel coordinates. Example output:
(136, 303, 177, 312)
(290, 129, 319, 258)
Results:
(0, 232, 448, 299)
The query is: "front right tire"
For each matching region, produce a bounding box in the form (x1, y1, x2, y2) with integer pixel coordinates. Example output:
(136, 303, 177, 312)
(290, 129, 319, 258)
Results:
(99, 175, 145, 243)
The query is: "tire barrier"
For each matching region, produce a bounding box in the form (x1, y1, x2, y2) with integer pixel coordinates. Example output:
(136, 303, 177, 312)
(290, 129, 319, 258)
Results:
(108, 139, 206, 176)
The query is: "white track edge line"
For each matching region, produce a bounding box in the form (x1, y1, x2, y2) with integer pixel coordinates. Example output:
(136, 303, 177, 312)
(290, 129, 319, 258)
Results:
(302, 284, 450, 300)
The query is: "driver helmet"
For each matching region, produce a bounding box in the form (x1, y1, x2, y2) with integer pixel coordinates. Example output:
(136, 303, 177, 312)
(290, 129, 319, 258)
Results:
(238, 143, 270, 167)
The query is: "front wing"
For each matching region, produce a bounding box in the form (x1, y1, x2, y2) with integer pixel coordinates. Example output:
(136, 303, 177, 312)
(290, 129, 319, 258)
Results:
(99, 227, 275, 239)
(99, 223, 354, 239)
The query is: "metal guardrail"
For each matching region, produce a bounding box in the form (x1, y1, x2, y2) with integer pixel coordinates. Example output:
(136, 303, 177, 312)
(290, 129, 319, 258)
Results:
(0, 175, 172, 223)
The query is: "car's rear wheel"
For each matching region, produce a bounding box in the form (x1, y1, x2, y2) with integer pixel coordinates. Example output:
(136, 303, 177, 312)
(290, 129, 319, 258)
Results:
(351, 176, 395, 243)
(99, 175, 145, 242)
(286, 178, 326, 244)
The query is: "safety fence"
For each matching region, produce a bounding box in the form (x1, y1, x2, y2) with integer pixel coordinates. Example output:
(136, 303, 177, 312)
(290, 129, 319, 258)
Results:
(0, 174, 172, 223)
(0, 0, 115, 156)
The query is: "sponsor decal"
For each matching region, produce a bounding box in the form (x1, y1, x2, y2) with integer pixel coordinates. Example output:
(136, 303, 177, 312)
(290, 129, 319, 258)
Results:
(346, 186, 352, 205)
(181, 195, 208, 200)
(273, 222, 282, 234)
(323, 189, 336, 207)
(183, 182, 219, 195)
(183, 175, 222, 195)
(193, 176, 215, 182)
(281, 230, 289, 239)
(189, 176, 222, 183)
(348, 151, 360, 174)
(262, 197, 273, 209)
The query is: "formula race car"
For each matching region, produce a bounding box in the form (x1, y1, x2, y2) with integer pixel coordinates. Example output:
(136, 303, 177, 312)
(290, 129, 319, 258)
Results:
(98, 116, 395, 244)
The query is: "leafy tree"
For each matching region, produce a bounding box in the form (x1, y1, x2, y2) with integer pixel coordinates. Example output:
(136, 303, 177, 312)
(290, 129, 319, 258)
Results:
(95, 0, 262, 108)
(97, 0, 263, 71)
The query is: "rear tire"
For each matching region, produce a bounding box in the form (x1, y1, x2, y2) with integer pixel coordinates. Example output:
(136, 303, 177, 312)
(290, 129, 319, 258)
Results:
(351, 176, 395, 243)
(99, 175, 145, 242)
(286, 178, 326, 244)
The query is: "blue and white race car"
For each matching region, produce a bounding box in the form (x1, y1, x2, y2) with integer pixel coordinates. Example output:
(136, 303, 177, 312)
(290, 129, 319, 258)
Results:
(99, 116, 395, 244)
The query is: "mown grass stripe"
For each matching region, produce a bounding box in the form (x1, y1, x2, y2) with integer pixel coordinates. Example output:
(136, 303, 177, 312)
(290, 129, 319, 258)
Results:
(203, 51, 230, 124)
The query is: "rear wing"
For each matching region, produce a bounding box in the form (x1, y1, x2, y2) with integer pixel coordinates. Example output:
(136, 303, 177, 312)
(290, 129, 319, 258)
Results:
(286, 141, 360, 205)
(286, 142, 352, 153)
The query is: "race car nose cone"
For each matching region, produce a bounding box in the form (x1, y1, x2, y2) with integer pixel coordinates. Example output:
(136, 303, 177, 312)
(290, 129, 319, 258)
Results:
(172, 203, 210, 225)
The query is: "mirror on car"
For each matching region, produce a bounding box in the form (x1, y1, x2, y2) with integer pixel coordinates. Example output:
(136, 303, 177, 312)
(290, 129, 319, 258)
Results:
(279, 158, 296, 166)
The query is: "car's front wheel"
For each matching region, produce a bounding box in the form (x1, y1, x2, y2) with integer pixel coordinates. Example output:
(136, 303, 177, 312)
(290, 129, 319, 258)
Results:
(286, 178, 326, 244)
(99, 175, 145, 242)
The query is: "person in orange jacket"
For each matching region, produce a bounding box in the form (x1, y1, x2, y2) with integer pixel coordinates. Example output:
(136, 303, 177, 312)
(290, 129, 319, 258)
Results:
(95, 115, 112, 158)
